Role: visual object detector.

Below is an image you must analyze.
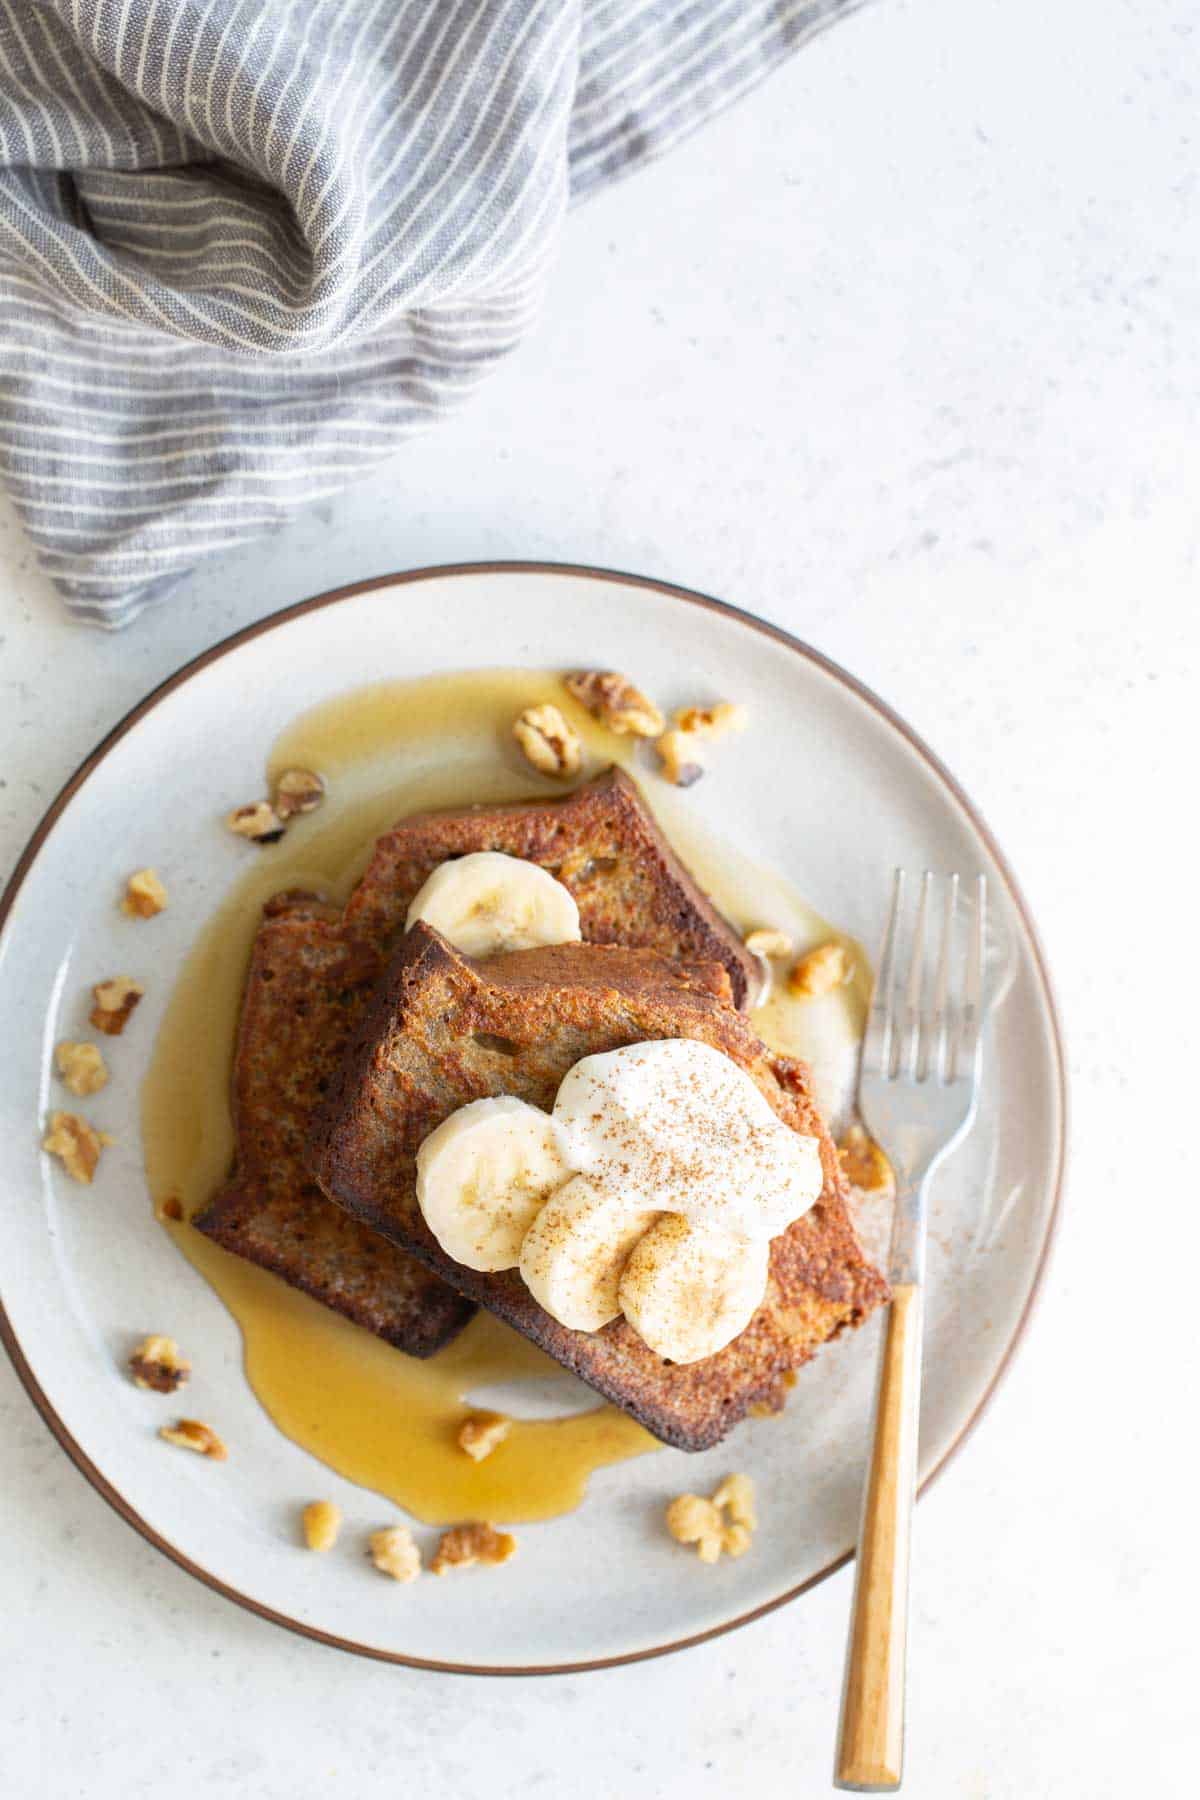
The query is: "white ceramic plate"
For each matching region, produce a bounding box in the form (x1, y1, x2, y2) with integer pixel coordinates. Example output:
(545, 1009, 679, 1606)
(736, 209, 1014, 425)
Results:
(0, 564, 1065, 1673)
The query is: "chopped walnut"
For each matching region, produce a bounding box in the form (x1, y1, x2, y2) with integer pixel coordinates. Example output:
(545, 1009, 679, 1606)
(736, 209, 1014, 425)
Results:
(430, 1522, 517, 1574)
(369, 1524, 421, 1582)
(159, 1194, 184, 1222)
(121, 868, 168, 918)
(788, 941, 852, 998)
(513, 704, 582, 779)
(743, 928, 795, 961)
(89, 975, 144, 1036)
(838, 1124, 895, 1195)
(159, 1419, 227, 1460)
(665, 1494, 724, 1563)
(667, 1474, 757, 1563)
(227, 800, 285, 845)
(655, 698, 747, 787)
(274, 767, 325, 820)
(655, 729, 705, 789)
(42, 1111, 112, 1184)
(564, 670, 664, 737)
(712, 1472, 757, 1530)
(674, 702, 747, 740)
(457, 1412, 511, 1462)
(744, 929, 794, 1009)
(54, 1040, 109, 1097)
(302, 1500, 343, 1552)
(721, 1523, 753, 1559)
(129, 1335, 190, 1394)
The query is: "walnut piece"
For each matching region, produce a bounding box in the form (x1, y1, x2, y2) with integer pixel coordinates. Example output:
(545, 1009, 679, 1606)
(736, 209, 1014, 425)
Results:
(674, 702, 747, 740)
(89, 975, 144, 1036)
(274, 767, 326, 820)
(744, 929, 795, 1009)
(42, 1111, 112, 1184)
(129, 1334, 191, 1394)
(788, 941, 852, 998)
(655, 698, 748, 788)
(121, 868, 168, 918)
(665, 1494, 724, 1563)
(457, 1412, 511, 1462)
(564, 670, 664, 737)
(227, 800, 285, 845)
(302, 1500, 343, 1552)
(743, 928, 794, 961)
(513, 704, 582, 779)
(430, 1522, 517, 1574)
(655, 729, 705, 789)
(369, 1524, 421, 1582)
(712, 1472, 757, 1529)
(838, 1124, 895, 1195)
(159, 1418, 227, 1460)
(54, 1040, 109, 1097)
(667, 1473, 757, 1564)
(721, 1523, 753, 1559)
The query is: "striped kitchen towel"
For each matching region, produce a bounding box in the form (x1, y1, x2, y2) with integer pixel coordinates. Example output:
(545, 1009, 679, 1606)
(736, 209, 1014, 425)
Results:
(0, 1, 863, 627)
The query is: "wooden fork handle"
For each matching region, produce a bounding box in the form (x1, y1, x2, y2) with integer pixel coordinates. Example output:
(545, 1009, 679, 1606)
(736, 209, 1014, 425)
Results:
(835, 1282, 924, 1792)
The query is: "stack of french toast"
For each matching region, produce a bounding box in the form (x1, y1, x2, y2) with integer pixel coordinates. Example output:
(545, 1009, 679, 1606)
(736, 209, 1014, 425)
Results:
(196, 769, 887, 1452)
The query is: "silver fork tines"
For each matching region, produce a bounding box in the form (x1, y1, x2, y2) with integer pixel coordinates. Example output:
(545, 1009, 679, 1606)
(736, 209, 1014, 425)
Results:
(860, 867, 987, 1282)
(930, 872, 958, 1082)
(866, 869, 985, 1092)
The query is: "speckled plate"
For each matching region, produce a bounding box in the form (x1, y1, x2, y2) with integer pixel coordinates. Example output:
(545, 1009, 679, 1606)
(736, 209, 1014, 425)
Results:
(0, 564, 1065, 1672)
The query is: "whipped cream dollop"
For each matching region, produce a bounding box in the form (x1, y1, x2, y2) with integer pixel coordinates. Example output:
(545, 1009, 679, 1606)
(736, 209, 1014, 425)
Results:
(415, 1038, 825, 1364)
(552, 1039, 822, 1240)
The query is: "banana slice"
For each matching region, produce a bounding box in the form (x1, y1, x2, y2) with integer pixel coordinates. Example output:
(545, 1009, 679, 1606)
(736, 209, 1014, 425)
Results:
(416, 1096, 573, 1271)
(518, 1176, 658, 1332)
(618, 1214, 770, 1363)
(406, 851, 581, 956)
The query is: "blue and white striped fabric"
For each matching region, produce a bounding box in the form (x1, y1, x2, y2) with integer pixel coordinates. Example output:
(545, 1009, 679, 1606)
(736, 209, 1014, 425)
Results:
(0, 1, 860, 627)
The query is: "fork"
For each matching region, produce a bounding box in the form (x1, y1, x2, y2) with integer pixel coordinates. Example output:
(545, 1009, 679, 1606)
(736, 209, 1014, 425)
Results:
(834, 870, 987, 1792)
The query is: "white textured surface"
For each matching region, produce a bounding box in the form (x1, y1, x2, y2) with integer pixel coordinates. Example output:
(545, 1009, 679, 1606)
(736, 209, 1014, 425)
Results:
(0, 0, 1196, 1792)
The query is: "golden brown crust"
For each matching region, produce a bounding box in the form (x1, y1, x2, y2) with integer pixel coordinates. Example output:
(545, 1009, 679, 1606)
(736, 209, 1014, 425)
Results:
(193, 912, 471, 1354)
(310, 926, 889, 1452)
(195, 770, 756, 1356)
(341, 769, 757, 1005)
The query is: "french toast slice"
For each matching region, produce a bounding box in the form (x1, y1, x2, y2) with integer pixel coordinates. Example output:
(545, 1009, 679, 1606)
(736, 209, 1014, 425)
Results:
(195, 770, 758, 1355)
(341, 768, 759, 1006)
(194, 900, 474, 1353)
(309, 925, 889, 1450)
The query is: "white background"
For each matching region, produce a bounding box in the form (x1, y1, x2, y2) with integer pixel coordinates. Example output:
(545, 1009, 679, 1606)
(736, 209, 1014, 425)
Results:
(1, 0, 1197, 1793)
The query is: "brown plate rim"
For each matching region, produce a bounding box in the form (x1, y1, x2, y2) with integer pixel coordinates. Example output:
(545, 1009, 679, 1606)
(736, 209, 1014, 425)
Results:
(0, 559, 1068, 1676)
